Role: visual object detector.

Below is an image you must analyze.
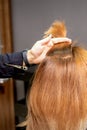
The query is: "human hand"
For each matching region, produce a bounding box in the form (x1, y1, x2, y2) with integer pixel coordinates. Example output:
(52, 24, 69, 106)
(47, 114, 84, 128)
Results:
(27, 35, 52, 64)
(27, 36, 72, 64)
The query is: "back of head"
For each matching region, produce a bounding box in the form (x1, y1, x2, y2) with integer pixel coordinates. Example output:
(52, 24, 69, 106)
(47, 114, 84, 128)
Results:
(26, 21, 87, 130)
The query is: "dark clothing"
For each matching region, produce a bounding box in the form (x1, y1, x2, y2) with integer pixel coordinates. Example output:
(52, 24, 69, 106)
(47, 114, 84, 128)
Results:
(0, 51, 37, 80)
(0, 51, 24, 78)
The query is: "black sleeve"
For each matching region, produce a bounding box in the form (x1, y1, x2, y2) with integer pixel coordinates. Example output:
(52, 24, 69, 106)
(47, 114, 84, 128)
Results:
(0, 51, 23, 78)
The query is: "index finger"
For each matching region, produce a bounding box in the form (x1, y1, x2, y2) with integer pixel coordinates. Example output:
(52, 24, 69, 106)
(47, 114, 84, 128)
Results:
(51, 37, 72, 44)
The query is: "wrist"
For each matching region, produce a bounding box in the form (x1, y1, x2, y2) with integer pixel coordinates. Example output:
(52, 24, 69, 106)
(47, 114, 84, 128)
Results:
(22, 50, 30, 66)
(26, 50, 35, 64)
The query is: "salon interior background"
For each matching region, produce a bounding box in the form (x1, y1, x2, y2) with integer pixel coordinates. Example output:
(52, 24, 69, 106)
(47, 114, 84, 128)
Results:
(11, 0, 87, 100)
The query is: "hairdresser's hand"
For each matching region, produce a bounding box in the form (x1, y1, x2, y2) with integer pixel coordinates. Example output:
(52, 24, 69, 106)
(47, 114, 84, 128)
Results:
(27, 36, 72, 64)
(27, 35, 52, 64)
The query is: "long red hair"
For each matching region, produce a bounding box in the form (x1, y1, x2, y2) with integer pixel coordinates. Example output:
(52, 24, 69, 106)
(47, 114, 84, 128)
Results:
(26, 21, 87, 130)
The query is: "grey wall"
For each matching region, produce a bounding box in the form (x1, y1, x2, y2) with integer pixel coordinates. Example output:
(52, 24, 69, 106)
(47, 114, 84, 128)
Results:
(11, 0, 87, 52)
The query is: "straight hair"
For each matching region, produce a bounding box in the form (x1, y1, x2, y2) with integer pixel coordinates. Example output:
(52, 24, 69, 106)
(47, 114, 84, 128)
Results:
(26, 21, 87, 130)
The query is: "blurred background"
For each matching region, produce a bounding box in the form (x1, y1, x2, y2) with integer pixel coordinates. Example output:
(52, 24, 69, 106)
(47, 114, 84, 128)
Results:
(11, 0, 87, 51)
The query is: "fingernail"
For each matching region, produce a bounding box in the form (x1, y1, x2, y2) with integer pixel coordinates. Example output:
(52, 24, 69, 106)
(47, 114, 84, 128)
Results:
(48, 41, 53, 47)
(69, 39, 72, 43)
(49, 34, 52, 38)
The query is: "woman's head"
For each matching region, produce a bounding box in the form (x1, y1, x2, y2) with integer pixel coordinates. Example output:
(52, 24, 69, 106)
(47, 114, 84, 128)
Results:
(26, 21, 87, 130)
